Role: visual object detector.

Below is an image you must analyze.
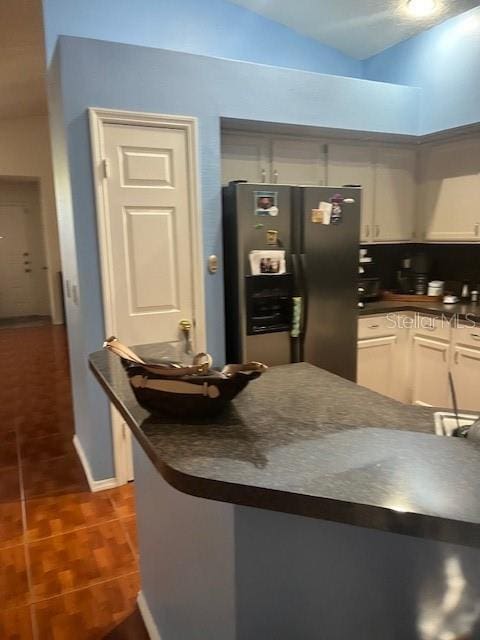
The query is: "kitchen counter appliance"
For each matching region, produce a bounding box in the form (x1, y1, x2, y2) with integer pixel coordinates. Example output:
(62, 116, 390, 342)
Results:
(223, 182, 361, 381)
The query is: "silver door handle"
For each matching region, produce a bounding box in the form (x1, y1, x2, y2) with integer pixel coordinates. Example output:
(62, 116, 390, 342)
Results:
(273, 169, 278, 184)
(179, 319, 192, 354)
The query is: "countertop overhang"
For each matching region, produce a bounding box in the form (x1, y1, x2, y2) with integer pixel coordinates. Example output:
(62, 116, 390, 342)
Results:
(89, 347, 480, 548)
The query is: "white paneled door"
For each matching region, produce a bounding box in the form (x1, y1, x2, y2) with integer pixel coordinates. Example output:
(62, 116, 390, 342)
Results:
(101, 122, 199, 349)
(90, 110, 205, 484)
(0, 205, 35, 318)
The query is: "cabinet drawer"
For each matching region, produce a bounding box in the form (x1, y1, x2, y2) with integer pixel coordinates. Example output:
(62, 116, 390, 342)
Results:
(358, 314, 397, 339)
(412, 315, 451, 342)
(452, 324, 480, 349)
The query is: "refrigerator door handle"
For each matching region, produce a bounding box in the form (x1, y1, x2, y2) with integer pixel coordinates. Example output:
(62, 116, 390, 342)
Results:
(292, 252, 307, 338)
(299, 253, 308, 338)
(291, 253, 305, 363)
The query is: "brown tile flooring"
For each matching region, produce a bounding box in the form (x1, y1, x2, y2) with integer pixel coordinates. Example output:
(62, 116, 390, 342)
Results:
(0, 325, 149, 639)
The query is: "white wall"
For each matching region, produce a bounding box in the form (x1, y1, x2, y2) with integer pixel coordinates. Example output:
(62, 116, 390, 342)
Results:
(0, 115, 63, 323)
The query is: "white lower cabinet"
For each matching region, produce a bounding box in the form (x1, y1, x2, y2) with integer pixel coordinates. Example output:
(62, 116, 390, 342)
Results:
(411, 335, 451, 407)
(451, 326, 480, 412)
(357, 314, 409, 402)
(357, 335, 398, 398)
(357, 312, 466, 408)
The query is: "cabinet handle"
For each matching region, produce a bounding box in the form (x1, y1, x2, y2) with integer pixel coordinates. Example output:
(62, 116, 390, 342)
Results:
(261, 168, 266, 183)
(454, 351, 459, 365)
(368, 324, 380, 329)
(475, 223, 480, 237)
(470, 333, 480, 340)
(273, 169, 279, 184)
(365, 225, 370, 238)
(375, 225, 380, 238)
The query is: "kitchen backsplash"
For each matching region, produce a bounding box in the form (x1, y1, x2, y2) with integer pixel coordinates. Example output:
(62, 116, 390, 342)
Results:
(363, 244, 480, 294)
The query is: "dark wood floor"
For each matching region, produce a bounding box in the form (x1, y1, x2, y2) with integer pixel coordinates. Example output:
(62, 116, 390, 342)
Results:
(0, 325, 149, 639)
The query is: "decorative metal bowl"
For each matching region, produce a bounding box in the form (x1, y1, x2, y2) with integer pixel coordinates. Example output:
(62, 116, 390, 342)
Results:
(104, 337, 267, 419)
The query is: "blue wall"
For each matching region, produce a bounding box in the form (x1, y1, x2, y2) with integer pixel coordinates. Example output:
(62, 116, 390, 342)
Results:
(51, 36, 420, 479)
(364, 6, 480, 133)
(42, 0, 362, 78)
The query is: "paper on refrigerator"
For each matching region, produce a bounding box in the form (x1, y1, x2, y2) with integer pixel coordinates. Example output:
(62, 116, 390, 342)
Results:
(249, 250, 286, 275)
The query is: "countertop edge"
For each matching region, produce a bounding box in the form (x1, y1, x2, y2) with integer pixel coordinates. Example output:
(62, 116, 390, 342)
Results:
(359, 301, 480, 321)
(89, 358, 480, 548)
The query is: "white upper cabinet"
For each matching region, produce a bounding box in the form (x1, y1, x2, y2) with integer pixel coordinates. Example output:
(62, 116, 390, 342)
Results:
(221, 130, 480, 245)
(419, 138, 480, 242)
(327, 143, 375, 243)
(271, 138, 326, 185)
(221, 133, 270, 185)
(373, 147, 416, 243)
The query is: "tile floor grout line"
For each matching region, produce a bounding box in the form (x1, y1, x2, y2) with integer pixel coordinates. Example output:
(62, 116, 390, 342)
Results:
(25, 514, 125, 544)
(14, 424, 38, 639)
(30, 570, 141, 606)
(117, 513, 138, 559)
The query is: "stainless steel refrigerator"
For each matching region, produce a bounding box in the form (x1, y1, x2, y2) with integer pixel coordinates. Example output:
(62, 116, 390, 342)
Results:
(223, 182, 361, 381)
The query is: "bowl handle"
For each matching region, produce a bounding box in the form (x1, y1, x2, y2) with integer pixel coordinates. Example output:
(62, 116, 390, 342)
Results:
(130, 375, 220, 398)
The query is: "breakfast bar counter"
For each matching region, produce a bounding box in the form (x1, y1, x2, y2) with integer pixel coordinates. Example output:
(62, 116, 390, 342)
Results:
(89, 345, 480, 640)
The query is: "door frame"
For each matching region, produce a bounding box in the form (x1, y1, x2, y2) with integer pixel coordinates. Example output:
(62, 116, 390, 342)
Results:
(89, 107, 206, 485)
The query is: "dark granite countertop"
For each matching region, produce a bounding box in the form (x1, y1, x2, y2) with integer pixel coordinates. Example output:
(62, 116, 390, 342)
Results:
(360, 299, 480, 323)
(89, 346, 480, 548)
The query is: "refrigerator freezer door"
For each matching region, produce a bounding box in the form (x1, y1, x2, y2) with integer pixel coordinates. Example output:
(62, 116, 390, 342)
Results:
(299, 187, 361, 381)
(235, 183, 292, 274)
(223, 183, 293, 365)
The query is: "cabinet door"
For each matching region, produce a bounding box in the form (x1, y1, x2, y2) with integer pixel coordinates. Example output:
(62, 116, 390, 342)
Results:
(271, 138, 326, 185)
(328, 143, 375, 243)
(419, 138, 480, 242)
(373, 147, 416, 242)
(357, 335, 398, 398)
(411, 335, 451, 407)
(221, 133, 270, 185)
(452, 345, 480, 412)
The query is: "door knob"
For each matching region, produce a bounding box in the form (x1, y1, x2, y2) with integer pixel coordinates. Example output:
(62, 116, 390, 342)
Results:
(179, 319, 192, 332)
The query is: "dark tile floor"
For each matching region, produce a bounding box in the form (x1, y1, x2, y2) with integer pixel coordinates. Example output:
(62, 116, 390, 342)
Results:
(0, 325, 148, 639)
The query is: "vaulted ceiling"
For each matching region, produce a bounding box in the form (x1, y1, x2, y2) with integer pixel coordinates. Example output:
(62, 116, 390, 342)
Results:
(231, 0, 480, 58)
(1, 0, 479, 121)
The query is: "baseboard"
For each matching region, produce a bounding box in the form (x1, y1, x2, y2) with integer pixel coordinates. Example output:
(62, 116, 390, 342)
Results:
(73, 435, 118, 492)
(138, 591, 162, 640)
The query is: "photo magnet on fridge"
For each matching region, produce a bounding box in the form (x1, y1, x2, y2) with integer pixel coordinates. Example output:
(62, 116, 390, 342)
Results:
(266, 229, 279, 245)
(312, 202, 332, 224)
(254, 191, 279, 217)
